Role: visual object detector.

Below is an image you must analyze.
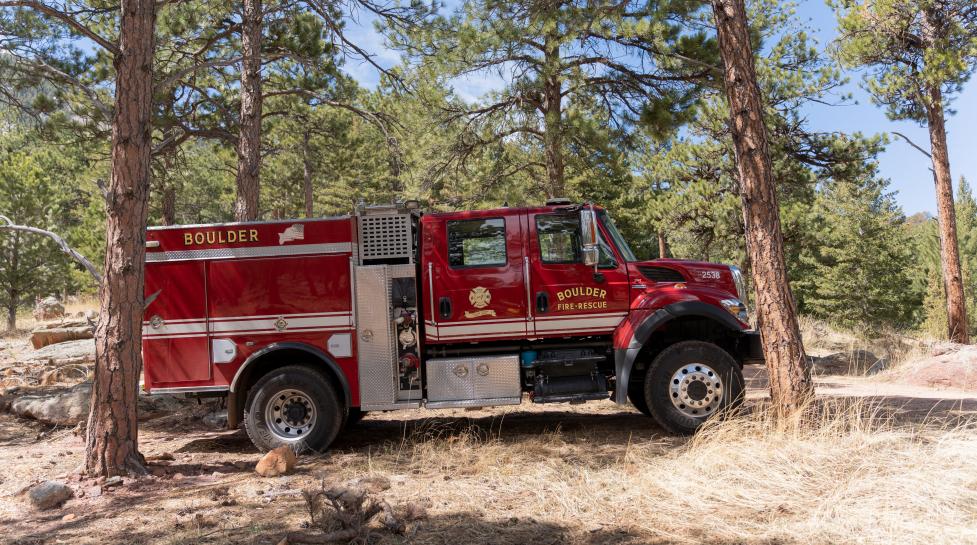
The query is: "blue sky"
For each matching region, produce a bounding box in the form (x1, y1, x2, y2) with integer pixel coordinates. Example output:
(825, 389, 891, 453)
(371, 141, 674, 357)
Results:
(340, 1, 975, 216)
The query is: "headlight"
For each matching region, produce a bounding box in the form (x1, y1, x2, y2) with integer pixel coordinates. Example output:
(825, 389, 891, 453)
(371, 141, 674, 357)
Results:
(721, 298, 749, 323)
(729, 265, 748, 303)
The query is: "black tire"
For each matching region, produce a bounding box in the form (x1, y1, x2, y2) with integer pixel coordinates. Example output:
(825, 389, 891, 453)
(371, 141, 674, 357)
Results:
(244, 365, 344, 453)
(344, 407, 366, 428)
(643, 341, 744, 435)
(627, 368, 652, 416)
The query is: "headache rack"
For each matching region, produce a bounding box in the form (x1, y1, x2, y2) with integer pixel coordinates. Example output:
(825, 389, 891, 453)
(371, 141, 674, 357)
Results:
(355, 200, 421, 265)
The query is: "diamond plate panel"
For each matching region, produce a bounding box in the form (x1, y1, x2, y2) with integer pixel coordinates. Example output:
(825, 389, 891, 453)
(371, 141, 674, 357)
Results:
(426, 355, 521, 403)
(146, 242, 352, 262)
(355, 265, 399, 408)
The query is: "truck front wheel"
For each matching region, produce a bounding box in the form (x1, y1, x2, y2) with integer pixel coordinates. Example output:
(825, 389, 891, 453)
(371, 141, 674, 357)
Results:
(643, 341, 744, 435)
(244, 365, 344, 453)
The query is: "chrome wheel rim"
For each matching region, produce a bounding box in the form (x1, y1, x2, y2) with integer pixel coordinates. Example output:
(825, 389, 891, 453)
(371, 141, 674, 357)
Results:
(265, 389, 316, 441)
(669, 363, 723, 418)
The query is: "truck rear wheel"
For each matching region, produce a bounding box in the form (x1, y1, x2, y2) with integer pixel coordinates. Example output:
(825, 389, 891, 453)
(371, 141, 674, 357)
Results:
(244, 365, 344, 453)
(643, 341, 744, 435)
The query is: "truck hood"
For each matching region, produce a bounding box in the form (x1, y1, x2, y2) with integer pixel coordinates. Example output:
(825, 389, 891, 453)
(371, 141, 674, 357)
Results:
(629, 258, 739, 297)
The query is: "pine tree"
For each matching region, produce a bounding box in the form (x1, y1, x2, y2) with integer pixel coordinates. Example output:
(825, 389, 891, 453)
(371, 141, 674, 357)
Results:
(831, 0, 977, 343)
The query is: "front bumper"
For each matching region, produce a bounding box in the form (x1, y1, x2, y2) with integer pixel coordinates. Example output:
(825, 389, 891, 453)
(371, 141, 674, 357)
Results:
(739, 330, 764, 364)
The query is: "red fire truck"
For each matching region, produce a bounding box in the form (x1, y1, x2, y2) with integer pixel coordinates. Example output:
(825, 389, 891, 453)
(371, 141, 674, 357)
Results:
(142, 200, 762, 451)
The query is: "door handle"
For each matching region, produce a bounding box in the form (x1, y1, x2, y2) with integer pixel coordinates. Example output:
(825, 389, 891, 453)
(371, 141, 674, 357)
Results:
(536, 291, 549, 313)
(439, 296, 452, 319)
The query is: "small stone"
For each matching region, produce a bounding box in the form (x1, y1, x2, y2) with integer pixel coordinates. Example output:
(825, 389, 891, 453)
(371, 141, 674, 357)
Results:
(255, 446, 297, 478)
(85, 486, 102, 498)
(28, 481, 73, 510)
(354, 475, 391, 494)
(172, 473, 186, 481)
(62, 513, 77, 522)
(104, 476, 123, 488)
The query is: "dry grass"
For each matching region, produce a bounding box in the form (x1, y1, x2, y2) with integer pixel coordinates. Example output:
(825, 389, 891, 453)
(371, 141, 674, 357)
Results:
(330, 401, 977, 545)
(8, 295, 98, 335)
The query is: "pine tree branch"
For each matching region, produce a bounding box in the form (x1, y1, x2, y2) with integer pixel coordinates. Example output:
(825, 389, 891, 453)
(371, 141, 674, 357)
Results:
(0, 1, 120, 56)
(891, 131, 932, 159)
(0, 215, 102, 283)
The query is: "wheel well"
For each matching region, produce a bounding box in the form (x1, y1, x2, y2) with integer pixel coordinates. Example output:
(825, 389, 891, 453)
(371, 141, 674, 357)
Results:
(230, 347, 350, 427)
(631, 316, 741, 377)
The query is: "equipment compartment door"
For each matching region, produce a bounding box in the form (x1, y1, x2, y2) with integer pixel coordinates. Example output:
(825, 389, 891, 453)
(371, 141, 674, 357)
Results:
(143, 260, 211, 386)
(527, 211, 629, 338)
(422, 212, 528, 343)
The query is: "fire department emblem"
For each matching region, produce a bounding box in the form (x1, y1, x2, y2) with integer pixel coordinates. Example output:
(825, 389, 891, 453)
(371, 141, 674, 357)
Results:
(274, 317, 288, 331)
(469, 287, 491, 309)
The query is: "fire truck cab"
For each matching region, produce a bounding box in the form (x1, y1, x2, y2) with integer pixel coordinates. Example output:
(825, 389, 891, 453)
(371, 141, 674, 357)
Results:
(142, 200, 762, 452)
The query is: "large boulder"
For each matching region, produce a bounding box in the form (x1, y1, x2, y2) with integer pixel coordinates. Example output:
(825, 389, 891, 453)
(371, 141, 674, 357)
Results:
(0, 382, 195, 425)
(25, 338, 96, 366)
(32, 296, 65, 322)
(28, 481, 73, 510)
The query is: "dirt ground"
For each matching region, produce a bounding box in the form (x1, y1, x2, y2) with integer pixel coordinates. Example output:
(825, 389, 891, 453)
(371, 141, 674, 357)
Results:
(1, 363, 975, 545)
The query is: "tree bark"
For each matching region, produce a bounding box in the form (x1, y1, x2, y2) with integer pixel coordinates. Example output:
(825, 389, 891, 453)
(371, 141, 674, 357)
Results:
(711, 0, 812, 414)
(541, 34, 564, 199)
(657, 229, 667, 259)
(925, 84, 969, 344)
(302, 129, 313, 218)
(235, 0, 263, 222)
(85, 0, 156, 477)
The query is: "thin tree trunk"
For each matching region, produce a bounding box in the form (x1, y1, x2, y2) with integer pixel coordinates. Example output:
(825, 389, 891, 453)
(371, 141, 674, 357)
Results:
(85, 0, 156, 477)
(925, 84, 969, 344)
(302, 129, 313, 218)
(6, 232, 19, 331)
(235, 0, 263, 222)
(542, 34, 564, 199)
(711, 0, 812, 414)
(657, 229, 667, 259)
(161, 184, 176, 225)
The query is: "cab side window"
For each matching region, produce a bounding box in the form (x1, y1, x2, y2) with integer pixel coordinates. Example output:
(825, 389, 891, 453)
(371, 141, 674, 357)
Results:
(447, 218, 507, 268)
(537, 215, 581, 264)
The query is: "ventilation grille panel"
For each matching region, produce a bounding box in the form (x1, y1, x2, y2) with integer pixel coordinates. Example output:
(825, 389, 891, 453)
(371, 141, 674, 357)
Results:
(358, 214, 412, 262)
(638, 266, 685, 283)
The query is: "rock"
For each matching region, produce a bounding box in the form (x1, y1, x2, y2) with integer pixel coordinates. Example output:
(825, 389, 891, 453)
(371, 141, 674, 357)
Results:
(1, 384, 92, 426)
(32, 296, 65, 322)
(104, 476, 123, 488)
(0, 383, 194, 425)
(85, 486, 102, 498)
(30, 326, 94, 350)
(62, 513, 77, 522)
(28, 481, 73, 510)
(353, 475, 391, 494)
(255, 446, 297, 477)
(25, 339, 96, 366)
(202, 410, 228, 429)
(172, 473, 186, 481)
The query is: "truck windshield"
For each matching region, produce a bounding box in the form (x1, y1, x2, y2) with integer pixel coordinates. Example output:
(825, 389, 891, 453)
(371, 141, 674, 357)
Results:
(598, 211, 637, 262)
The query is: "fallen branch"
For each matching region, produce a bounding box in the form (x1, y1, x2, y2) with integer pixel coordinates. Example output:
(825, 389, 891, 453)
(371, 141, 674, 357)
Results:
(0, 215, 102, 283)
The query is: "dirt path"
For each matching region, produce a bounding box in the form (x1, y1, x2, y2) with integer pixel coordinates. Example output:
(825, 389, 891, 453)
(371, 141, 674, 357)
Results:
(1, 366, 975, 545)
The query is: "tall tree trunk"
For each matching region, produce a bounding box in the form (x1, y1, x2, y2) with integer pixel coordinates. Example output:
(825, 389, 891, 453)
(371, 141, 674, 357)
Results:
(541, 35, 564, 199)
(925, 85, 969, 344)
(302, 129, 313, 218)
(657, 229, 667, 259)
(161, 154, 177, 225)
(711, 0, 812, 414)
(85, 0, 156, 477)
(235, 0, 263, 222)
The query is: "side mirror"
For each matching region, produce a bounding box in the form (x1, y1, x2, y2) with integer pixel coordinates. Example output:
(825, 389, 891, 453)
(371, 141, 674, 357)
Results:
(580, 208, 599, 266)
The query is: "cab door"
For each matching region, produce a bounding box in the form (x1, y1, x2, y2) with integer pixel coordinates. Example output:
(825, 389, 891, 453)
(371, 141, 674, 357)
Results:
(421, 212, 528, 343)
(527, 211, 630, 338)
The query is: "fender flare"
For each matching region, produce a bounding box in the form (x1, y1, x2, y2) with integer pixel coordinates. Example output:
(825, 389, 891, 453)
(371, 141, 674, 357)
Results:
(229, 342, 351, 407)
(613, 301, 745, 404)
